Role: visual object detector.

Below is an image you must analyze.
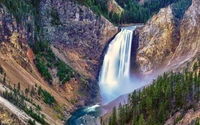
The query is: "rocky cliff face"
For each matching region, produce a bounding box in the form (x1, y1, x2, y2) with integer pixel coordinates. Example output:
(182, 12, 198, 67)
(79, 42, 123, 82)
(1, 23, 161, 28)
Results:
(106, 0, 123, 14)
(0, 4, 67, 124)
(0, 0, 118, 124)
(133, 0, 200, 123)
(136, 6, 180, 75)
(40, 0, 118, 79)
(167, 0, 200, 69)
(134, 0, 197, 76)
(0, 5, 33, 72)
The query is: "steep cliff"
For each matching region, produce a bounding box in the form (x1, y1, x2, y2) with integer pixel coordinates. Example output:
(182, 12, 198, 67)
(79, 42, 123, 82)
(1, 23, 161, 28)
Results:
(164, 0, 200, 123)
(0, 0, 117, 124)
(136, 6, 180, 75)
(135, 0, 194, 76)
(167, 0, 200, 70)
(0, 4, 71, 124)
(40, 0, 118, 79)
(106, 0, 123, 14)
(132, 0, 200, 124)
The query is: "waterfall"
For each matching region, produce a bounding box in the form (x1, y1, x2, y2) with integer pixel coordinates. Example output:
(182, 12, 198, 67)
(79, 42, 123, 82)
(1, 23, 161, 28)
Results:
(99, 26, 137, 104)
(67, 26, 138, 125)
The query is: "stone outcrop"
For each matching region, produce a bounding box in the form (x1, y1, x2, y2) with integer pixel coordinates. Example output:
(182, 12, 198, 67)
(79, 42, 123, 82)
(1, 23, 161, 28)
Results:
(40, 0, 118, 79)
(167, 0, 200, 68)
(134, 0, 200, 123)
(136, 6, 180, 75)
(0, 0, 118, 123)
(0, 104, 24, 125)
(134, 0, 198, 76)
(106, 0, 123, 14)
(0, 5, 33, 73)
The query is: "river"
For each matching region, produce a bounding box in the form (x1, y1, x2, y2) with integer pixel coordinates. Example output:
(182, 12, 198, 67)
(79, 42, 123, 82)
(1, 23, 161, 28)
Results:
(67, 26, 136, 125)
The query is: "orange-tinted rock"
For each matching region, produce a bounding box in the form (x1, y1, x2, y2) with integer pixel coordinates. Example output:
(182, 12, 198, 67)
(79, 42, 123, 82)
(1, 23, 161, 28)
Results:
(136, 6, 180, 75)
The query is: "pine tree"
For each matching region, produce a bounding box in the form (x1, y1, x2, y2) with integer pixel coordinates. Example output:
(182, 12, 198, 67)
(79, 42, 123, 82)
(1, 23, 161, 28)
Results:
(146, 115, 153, 125)
(17, 82, 21, 93)
(30, 85, 35, 97)
(138, 114, 144, 125)
(118, 103, 123, 124)
(112, 106, 117, 125)
(3, 73, 6, 84)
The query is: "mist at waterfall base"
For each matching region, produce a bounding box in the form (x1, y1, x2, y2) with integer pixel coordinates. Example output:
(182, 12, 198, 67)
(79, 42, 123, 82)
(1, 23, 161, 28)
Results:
(67, 26, 149, 125)
(99, 26, 146, 104)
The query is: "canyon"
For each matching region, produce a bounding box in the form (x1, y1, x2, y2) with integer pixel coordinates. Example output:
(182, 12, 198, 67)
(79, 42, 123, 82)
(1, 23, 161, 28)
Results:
(1, 0, 200, 124)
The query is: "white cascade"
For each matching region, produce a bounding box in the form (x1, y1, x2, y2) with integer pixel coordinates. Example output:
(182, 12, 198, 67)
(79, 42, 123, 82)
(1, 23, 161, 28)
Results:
(99, 26, 136, 104)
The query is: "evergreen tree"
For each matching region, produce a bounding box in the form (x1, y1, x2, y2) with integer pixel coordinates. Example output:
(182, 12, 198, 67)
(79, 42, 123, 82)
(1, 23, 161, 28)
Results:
(138, 114, 144, 125)
(17, 82, 21, 93)
(3, 73, 6, 84)
(112, 106, 117, 125)
(146, 114, 153, 125)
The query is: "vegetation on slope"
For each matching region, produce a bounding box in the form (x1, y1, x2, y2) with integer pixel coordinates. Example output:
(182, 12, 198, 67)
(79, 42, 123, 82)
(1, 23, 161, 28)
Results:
(116, 0, 192, 23)
(105, 62, 200, 125)
(74, 0, 192, 24)
(172, 0, 192, 19)
(0, 0, 94, 107)
(73, 0, 120, 24)
(0, 0, 78, 85)
(0, 0, 42, 34)
(0, 66, 63, 123)
(1, 84, 48, 124)
(32, 41, 75, 85)
(0, 0, 34, 22)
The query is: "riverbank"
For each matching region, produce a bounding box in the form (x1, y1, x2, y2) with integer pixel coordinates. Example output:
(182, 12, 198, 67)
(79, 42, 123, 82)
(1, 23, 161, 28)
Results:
(66, 105, 101, 125)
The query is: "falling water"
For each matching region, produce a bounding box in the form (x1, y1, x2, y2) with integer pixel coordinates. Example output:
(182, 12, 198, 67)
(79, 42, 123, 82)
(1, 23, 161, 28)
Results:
(99, 26, 136, 104)
(67, 26, 137, 125)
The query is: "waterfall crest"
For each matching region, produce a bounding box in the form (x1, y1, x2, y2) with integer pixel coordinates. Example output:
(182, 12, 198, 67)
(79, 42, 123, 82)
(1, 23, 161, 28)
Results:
(99, 26, 136, 104)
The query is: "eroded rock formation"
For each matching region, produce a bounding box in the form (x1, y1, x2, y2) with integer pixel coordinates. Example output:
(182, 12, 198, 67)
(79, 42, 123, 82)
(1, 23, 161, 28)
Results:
(40, 0, 118, 79)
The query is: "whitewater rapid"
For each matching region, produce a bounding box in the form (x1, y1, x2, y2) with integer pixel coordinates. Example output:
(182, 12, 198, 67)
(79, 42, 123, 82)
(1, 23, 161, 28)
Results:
(99, 26, 136, 104)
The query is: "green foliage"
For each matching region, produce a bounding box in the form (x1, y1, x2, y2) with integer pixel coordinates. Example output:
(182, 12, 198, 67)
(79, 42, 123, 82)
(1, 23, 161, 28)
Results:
(38, 86, 55, 105)
(28, 119, 36, 125)
(32, 41, 49, 55)
(1, 0, 33, 22)
(138, 114, 144, 125)
(25, 107, 47, 125)
(74, 0, 191, 24)
(2, 90, 48, 125)
(3, 73, 6, 84)
(109, 67, 200, 125)
(109, 106, 117, 125)
(0, 65, 3, 74)
(0, 0, 192, 30)
(32, 41, 75, 85)
(172, 0, 192, 19)
(17, 82, 21, 93)
(51, 7, 61, 25)
(74, 0, 120, 25)
(35, 55, 52, 83)
(3, 1, 59, 84)
(55, 61, 74, 84)
(0, 0, 42, 45)
(195, 117, 200, 125)
(193, 62, 199, 71)
(173, 112, 184, 124)
(117, 0, 192, 23)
